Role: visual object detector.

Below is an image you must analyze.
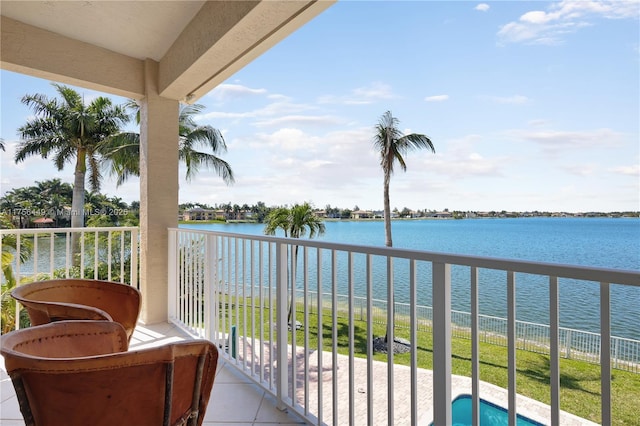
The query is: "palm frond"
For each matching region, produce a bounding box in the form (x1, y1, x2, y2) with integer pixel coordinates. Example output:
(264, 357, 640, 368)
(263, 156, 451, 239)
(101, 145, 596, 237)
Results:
(181, 150, 235, 183)
(20, 93, 60, 118)
(181, 126, 227, 153)
(53, 144, 76, 171)
(53, 83, 82, 109)
(264, 207, 291, 237)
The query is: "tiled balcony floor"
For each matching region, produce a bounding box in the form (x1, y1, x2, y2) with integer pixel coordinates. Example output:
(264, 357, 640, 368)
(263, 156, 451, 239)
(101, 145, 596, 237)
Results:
(0, 322, 307, 426)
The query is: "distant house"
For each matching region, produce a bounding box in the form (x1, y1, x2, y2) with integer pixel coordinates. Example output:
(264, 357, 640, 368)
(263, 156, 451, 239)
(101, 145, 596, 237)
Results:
(33, 217, 54, 228)
(433, 211, 453, 219)
(351, 210, 373, 219)
(314, 210, 327, 218)
(183, 208, 217, 221)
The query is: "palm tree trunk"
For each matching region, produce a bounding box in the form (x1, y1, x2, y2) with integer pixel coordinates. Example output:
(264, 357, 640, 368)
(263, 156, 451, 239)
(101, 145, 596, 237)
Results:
(383, 172, 392, 247)
(70, 153, 86, 266)
(383, 171, 393, 344)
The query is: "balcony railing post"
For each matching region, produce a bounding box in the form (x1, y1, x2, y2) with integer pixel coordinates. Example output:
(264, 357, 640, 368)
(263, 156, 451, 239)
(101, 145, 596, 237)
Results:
(205, 234, 217, 342)
(131, 228, 139, 288)
(432, 261, 452, 426)
(600, 282, 612, 426)
(275, 242, 289, 410)
(167, 229, 177, 322)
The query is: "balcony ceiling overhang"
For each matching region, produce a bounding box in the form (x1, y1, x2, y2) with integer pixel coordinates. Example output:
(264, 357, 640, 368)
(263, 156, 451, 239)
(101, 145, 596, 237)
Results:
(0, 0, 333, 102)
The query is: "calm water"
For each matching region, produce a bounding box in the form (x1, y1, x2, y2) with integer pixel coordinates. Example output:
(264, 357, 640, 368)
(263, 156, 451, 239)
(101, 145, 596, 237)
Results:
(182, 217, 640, 340)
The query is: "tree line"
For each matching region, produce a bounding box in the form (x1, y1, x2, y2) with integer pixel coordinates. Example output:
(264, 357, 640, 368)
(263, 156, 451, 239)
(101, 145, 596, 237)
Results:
(0, 179, 139, 228)
(6, 83, 233, 232)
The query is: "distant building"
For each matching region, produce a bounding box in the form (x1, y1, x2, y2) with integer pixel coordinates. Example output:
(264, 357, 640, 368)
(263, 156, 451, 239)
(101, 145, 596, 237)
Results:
(351, 210, 373, 219)
(183, 208, 217, 221)
(433, 211, 453, 219)
(33, 217, 54, 228)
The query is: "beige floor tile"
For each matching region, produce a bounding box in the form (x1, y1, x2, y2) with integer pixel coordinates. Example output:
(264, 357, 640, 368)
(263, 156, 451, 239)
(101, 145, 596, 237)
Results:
(0, 395, 23, 423)
(206, 382, 265, 423)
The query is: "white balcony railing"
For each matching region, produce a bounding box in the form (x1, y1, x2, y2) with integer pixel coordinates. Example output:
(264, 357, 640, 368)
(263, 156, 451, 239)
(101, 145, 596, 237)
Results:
(2, 226, 638, 424)
(1, 227, 139, 330)
(0, 226, 139, 283)
(168, 228, 640, 426)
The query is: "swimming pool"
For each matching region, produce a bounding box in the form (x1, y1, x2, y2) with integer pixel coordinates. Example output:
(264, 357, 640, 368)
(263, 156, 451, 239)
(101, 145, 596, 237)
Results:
(431, 394, 545, 426)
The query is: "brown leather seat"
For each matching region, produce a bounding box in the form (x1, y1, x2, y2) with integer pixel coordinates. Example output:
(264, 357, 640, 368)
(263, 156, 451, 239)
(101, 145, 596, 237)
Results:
(11, 279, 141, 342)
(1, 321, 218, 426)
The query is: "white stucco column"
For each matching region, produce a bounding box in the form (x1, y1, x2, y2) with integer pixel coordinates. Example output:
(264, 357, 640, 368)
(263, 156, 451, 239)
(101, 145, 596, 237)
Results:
(139, 59, 179, 324)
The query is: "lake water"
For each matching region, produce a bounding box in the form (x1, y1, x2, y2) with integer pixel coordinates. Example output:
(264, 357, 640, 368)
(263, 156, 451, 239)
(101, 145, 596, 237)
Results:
(181, 217, 640, 340)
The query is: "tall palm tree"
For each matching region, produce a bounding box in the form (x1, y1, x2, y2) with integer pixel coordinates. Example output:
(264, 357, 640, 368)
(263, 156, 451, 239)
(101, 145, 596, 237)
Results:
(373, 111, 435, 248)
(373, 111, 434, 347)
(15, 84, 129, 233)
(104, 101, 234, 186)
(264, 203, 325, 322)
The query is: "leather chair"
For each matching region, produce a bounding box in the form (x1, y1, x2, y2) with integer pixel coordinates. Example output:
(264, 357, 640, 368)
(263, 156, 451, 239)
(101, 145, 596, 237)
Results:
(1, 321, 218, 426)
(11, 279, 141, 342)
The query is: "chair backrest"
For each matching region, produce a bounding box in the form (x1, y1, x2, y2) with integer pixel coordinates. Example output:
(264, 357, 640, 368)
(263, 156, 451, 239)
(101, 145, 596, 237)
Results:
(1, 321, 218, 426)
(11, 279, 141, 342)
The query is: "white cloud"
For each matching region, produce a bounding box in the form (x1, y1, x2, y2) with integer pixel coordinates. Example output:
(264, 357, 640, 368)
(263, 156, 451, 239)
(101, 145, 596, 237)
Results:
(186, 125, 380, 207)
(487, 95, 529, 104)
(429, 152, 504, 178)
(513, 128, 624, 151)
(318, 82, 396, 105)
(253, 115, 345, 128)
(475, 3, 490, 12)
(250, 128, 318, 151)
(528, 119, 549, 127)
(198, 96, 316, 124)
(610, 164, 640, 176)
(207, 83, 268, 101)
(563, 163, 598, 176)
(498, 0, 639, 45)
(352, 82, 394, 100)
(424, 94, 449, 102)
(413, 134, 506, 180)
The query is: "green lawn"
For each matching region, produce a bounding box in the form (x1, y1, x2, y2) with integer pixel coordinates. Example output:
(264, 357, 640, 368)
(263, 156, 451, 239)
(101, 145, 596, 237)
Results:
(217, 299, 639, 425)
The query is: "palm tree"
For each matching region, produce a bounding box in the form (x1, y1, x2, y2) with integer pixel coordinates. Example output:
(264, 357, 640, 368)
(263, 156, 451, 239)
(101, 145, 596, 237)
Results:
(373, 111, 435, 248)
(264, 203, 325, 322)
(15, 84, 129, 234)
(103, 101, 234, 186)
(373, 111, 434, 347)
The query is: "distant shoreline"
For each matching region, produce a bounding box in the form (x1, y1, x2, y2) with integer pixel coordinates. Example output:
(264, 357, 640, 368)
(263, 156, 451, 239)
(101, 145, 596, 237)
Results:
(179, 215, 639, 226)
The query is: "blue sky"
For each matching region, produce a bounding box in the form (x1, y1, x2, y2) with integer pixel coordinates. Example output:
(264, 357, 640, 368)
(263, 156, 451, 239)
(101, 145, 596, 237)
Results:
(1, 1, 639, 213)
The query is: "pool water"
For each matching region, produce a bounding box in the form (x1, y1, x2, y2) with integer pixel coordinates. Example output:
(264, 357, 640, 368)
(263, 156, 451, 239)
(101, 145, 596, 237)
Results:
(434, 394, 545, 426)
